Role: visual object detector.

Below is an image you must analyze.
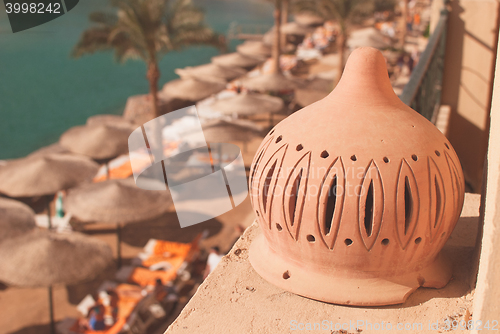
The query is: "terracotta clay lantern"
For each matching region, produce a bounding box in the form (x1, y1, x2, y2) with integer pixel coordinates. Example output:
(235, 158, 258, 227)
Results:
(248, 47, 465, 306)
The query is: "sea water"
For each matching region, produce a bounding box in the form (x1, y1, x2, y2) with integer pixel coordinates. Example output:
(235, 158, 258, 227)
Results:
(0, 0, 273, 159)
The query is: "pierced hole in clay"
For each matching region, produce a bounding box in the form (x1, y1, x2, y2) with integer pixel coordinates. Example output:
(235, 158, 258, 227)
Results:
(256, 210, 260, 217)
(283, 271, 290, 279)
(383, 157, 389, 163)
(324, 175, 337, 235)
(296, 144, 303, 151)
(445, 143, 450, 149)
(307, 235, 315, 243)
(441, 232, 446, 238)
(381, 238, 389, 245)
(412, 154, 418, 161)
(434, 176, 442, 228)
(435, 150, 441, 157)
(350, 155, 357, 161)
(275, 135, 282, 143)
(262, 161, 277, 212)
(276, 223, 283, 231)
(345, 238, 353, 246)
(321, 150, 329, 159)
(364, 181, 374, 237)
(404, 176, 413, 235)
(415, 237, 422, 244)
(288, 169, 303, 227)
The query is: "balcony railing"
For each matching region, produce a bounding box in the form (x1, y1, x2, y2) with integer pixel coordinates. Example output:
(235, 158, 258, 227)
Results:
(399, 8, 449, 123)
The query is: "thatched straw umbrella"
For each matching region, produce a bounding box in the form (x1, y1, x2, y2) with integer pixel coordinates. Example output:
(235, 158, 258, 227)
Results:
(294, 77, 334, 107)
(208, 92, 284, 127)
(201, 118, 264, 153)
(210, 92, 284, 116)
(122, 93, 179, 125)
(211, 52, 263, 70)
(0, 229, 113, 334)
(236, 41, 272, 60)
(86, 114, 133, 128)
(27, 143, 69, 158)
(0, 197, 36, 242)
(65, 178, 173, 267)
(0, 154, 98, 229)
(160, 78, 226, 102)
(60, 123, 134, 161)
(293, 13, 325, 27)
(240, 73, 298, 92)
(175, 63, 247, 83)
(347, 27, 392, 50)
(281, 22, 314, 35)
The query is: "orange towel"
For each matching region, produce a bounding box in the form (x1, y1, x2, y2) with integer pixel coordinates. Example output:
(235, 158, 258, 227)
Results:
(128, 267, 177, 287)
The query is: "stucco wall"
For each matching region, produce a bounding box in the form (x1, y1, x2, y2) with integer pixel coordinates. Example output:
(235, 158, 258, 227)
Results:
(441, 0, 499, 192)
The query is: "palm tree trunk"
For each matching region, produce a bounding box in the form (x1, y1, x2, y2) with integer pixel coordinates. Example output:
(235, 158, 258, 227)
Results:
(271, 0, 282, 74)
(281, 0, 288, 51)
(147, 59, 161, 118)
(336, 32, 346, 86)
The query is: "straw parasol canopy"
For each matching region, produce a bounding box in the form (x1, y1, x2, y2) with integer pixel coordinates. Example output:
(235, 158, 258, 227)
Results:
(86, 114, 134, 128)
(65, 178, 173, 267)
(0, 229, 113, 334)
(236, 41, 272, 59)
(281, 22, 314, 35)
(0, 154, 99, 197)
(160, 78, 226, 102)
(294, 77, 333, 107)
(347, 27, 392, 50)
(175, 63, 247, 83)
(211, 52, 263, 70)
(65, 178, 172, 224)
(209, 92, 284, 117)
(60, 123, 135, 161)
(27, 143, 69, 158)
(0, 229, 113, 287)
(0, 198, 36, 242)
(293, 13, 325, 27)
(240, 73, 298, 92)
(201, 118, 264, 143)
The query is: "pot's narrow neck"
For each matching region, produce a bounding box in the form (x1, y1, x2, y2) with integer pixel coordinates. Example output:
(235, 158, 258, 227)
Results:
(327, 47, 402, 106)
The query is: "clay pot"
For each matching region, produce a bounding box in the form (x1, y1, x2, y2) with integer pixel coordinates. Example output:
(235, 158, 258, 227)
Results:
(248, 47, 465, 306)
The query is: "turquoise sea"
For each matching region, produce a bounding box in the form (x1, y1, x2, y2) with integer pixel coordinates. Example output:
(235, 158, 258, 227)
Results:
(0, 0, 273, 159)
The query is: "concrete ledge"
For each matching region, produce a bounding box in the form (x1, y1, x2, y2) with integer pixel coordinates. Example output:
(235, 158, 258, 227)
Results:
(166, 193, 480, 334)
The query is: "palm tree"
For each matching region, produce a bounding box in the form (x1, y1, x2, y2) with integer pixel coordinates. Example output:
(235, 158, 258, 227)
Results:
(271, 0, 283, 74)
(73, 0, 225, 118)
(293, 0, 373, 81)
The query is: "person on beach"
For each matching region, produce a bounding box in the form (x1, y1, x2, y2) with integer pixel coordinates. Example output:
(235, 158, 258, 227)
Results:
(204, 246, 223, 279)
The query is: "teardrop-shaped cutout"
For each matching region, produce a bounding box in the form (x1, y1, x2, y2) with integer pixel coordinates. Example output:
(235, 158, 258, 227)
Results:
(404, 177, 413, 234)
(364, 181, 374, 237)
(257, 144, 288, 229)
(283, 152, 310, 240)
(324, 175, 337, 235)
(358, 160, 384, 250)
(428, 157, 446, 241)
(262, 161, 277, 213)
(434, 176, 441, 228)
(317, 158, 345, 249)
(288, 169, 303, 227)
(396, 159, 419, 249)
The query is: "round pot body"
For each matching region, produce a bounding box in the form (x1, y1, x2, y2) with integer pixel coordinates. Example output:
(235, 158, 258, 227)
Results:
(248, 47, 465, 306)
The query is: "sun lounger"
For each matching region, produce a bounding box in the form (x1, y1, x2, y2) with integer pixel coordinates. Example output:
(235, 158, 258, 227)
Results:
(35, 213, 72, 233)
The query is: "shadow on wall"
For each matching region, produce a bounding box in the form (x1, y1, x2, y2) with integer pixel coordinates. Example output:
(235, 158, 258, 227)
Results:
(441, 0, 500, 192)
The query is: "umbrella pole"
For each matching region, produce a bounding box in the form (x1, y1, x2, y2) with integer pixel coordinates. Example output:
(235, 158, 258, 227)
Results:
(106, 162, 110, 180)
(46, 196, 52, 230)
(48, 285, 55, 334)
(117, 223, 122, 268)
